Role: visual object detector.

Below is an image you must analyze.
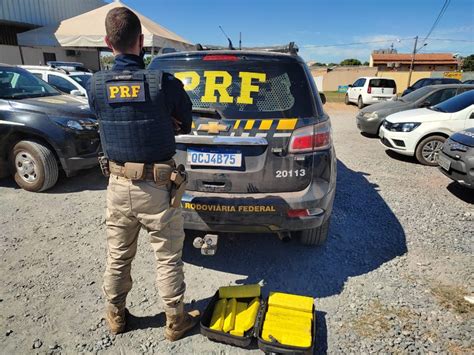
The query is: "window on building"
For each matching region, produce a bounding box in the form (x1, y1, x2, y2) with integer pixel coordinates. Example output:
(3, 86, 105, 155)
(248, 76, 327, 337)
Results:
(43, 53, 57, 64)
(47, 74, 76, 94)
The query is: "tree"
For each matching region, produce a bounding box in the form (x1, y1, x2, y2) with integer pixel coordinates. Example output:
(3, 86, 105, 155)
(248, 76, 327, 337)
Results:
(462, 55, 474, 71)
(363, 61, 369, 66)
(311, 62, 327, 67)
(327, 63, 338, 67)
(340, 58, 362, 66)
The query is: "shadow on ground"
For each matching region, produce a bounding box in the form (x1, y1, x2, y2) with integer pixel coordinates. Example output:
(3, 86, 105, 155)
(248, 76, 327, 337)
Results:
(384, 149, 418, 164)
(447, 182, 474, 204)
(181, 160, 406, 352)
(0, 166, 106, 193)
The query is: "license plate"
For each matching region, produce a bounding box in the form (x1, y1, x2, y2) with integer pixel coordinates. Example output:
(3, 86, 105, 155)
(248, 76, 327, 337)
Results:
(187, 150, 242, 167)
(437, 154, 451, 171)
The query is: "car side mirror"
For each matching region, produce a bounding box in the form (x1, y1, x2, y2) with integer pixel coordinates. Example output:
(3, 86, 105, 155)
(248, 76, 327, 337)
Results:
(348, 84, 353, 88)
(70, 89, 84, 96)
(319, 93, 326, 105)
(420, 100, 431, 108)
(470, 112, 474, 119)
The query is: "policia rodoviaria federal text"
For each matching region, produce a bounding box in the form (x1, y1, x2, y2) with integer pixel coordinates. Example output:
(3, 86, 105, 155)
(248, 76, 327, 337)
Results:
(88, 7, 199, 340)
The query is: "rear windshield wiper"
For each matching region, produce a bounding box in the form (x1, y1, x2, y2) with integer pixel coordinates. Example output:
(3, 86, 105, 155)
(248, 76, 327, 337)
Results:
(192, 107, 224, 119)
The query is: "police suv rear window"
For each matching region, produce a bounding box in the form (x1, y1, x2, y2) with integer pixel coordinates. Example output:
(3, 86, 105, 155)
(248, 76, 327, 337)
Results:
(150, 59, 314, 119)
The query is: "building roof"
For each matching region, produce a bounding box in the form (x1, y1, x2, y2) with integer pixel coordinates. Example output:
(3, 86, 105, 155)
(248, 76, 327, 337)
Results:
(371, 53, 458, 65)
(17, 0, 193, 50)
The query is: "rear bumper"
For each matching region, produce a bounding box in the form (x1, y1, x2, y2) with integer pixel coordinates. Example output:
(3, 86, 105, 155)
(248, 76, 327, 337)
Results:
(364, 95, 396, 105)
(180, 177, 336, 233)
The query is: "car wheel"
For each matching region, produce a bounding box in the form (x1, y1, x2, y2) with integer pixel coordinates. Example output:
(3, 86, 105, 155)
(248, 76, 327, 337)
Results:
(358, 96, 365, 109)
(10, 140, 58, 192)
(415, 135, 446, 166)
(344, 94, 350, 105)
(299, 219, 330, 246)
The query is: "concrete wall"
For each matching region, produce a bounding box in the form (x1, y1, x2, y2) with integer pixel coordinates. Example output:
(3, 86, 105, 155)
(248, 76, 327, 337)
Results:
(377, 71, 432, 93)
(0, 46, 99, 70)
(0, 45, 22, 64)
(311, 67, 377, 91)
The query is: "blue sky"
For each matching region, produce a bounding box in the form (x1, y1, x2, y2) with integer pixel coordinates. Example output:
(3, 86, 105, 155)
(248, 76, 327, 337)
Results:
(118, 0, 473, 63)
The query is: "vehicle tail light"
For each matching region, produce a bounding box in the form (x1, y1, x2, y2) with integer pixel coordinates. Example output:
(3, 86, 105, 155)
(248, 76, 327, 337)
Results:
(287, 209, 309, 218)
(203, 55, 238, 61)
(287, 208, 324, 218)
(367, 86, 372, 94)
(288, 120, 332, 154)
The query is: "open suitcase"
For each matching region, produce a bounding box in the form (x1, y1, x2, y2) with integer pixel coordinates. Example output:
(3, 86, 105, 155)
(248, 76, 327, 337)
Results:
(200, 290, 317, 354)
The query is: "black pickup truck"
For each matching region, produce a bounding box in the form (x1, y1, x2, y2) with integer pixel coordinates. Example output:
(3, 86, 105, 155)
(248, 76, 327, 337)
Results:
(0, 64, 99, 192)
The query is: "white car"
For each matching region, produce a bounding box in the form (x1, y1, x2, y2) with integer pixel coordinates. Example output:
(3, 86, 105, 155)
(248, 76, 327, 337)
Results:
(345, 77, 397, 109)
(20, 65, 92, 98)
(379, 90, 474, 165)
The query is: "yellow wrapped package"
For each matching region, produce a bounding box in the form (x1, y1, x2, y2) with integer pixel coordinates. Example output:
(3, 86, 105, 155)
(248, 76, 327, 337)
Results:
(223, 298, 237, 332)
(209, 298, 227, 331)
(264, 314, 312, 332)
(266, 305, 313, 320)
(219, 284, 261, 299)
(268, 292, 313, 313)
(229, 302, 247, 337)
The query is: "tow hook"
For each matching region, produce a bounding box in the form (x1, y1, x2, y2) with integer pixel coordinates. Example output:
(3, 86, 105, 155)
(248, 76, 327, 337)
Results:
(193, 234, 219, 256)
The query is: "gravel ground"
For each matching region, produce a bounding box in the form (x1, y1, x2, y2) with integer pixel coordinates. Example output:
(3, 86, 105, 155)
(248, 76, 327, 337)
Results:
(1, 103, 473, 354)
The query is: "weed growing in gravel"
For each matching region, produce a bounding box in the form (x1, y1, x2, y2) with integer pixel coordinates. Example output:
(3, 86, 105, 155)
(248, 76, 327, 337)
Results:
(350, 300, 416, 338)
(430, 284, 474, 316)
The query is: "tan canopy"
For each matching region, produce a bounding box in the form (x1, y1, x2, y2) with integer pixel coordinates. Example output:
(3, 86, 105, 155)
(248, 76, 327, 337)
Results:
(17, 0, 193, 51)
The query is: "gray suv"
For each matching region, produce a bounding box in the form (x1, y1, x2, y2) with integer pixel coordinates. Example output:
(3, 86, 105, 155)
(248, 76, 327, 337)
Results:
(357, 84, 474, 135)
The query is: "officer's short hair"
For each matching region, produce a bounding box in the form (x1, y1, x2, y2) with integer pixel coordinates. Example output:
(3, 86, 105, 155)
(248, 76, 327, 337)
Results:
(105, 7, 142, 52)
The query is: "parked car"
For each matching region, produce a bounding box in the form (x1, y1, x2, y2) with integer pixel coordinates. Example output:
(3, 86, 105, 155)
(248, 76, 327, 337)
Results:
(402, 77, 461, 96)
(0, 64, 99, 192)
(149, 46, 336, 246)
(21, 65, 92, 97)
(46, 61, 92, 73)
(357, 84, 474, 135)
(437, 128, 474, 188)
(463, 79, 474, 84)
(345, 77, 397, 109)
(379, 90, 474, 165)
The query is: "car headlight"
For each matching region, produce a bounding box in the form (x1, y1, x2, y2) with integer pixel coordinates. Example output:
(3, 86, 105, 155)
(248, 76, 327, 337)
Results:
(388, 122, 421, 132)
(52, 117, 98, 131)
(362, 112, 378, 120)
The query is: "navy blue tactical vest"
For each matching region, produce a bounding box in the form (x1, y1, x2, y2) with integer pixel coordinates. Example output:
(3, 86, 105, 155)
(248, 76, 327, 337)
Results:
(91, 70, 175, 163)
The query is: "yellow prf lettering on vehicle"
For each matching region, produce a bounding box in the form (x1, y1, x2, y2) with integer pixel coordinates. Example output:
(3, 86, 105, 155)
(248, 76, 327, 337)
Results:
(237, 72, 266, 104)
(174, 71, 200, 91)
(109, 86, 120, 98)
(201, 71, 233, 103)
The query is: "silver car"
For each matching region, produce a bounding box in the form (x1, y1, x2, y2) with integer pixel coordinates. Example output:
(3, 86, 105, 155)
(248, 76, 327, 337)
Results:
(356, 84, 474, 135)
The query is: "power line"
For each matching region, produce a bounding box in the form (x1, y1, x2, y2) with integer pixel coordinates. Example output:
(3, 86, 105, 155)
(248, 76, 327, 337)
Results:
(302, 36, 473, 49)
(419, 0, 451, 48)
(303, 38, 413, 48)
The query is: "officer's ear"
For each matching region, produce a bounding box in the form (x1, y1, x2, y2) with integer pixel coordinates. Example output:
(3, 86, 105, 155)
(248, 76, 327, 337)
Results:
(105, 36, 114, 51)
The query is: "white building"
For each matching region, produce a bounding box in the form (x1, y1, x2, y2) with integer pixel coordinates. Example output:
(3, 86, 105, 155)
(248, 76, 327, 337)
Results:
(0, 0, 105, 69)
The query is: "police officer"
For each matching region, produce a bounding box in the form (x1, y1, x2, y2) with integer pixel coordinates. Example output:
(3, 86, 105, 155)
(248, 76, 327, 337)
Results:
(88, 7, 199, 340)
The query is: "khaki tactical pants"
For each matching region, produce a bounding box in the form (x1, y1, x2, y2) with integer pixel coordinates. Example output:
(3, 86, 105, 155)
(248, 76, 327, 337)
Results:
(103, 175, 186, 315)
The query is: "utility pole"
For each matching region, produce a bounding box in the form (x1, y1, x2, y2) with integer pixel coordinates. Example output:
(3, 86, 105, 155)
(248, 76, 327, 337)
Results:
(407, 36, 418, 88)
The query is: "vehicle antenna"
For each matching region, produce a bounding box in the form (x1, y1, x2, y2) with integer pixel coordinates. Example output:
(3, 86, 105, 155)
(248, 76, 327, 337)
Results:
(218, 26, 235, 50)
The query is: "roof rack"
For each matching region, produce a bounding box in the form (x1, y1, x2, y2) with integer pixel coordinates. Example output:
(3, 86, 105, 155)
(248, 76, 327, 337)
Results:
(195, 42, 299, 55)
